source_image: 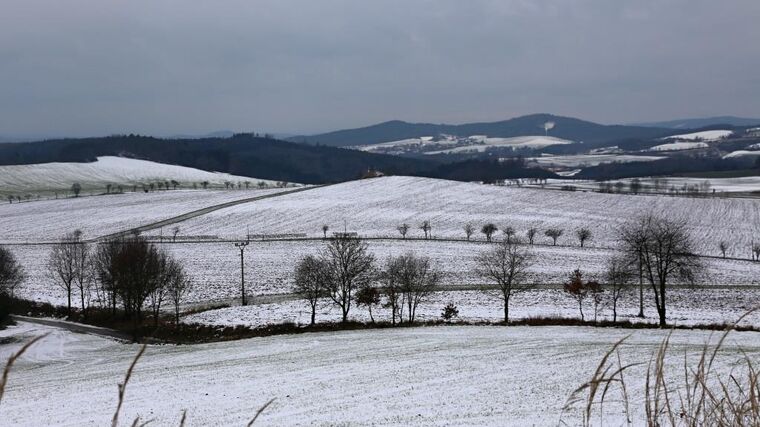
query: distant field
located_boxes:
[170,176,760,255]
[0,156,280,195]
[0,187,295,243]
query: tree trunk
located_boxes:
[342,307,348,323]
[579,301,584,321]
[613,298,617,323]
[637,254,644,318]
[80,291,86,317]
[310,306,316,325]
[503,297,509,324]
[369,306,374,324]
[67,290,72,315]
[658,285,667,327]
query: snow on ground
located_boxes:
[185,287,760,329]
[647,141,709,151]
[2,322,759,426]
[0,156,280,194]
[426,135,575,154]
[0,187,295,243]
[168,176,760,256]
[663,130,734,141]
[527,153,664,168]
[539,176,760,193]
[723,150,760,159]
[12,239,760,306]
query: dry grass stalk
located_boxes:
[0,333,48,405]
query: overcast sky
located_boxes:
[1,0,759,137]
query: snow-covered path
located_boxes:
[1,322,758,426]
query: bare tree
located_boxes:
[526,227,537,245]
[381,259,403,325]
[545,228,563,246]
[172,226,180,242]
[167,263,191,326]
[386,252,440,323]
[618,214,705,327]
[482,223,498,242]
[293,255,329,325]
[604,256,634,322]
[322,224,329,239]
[397,223,409,239]
[355,286,381,323]
[69,230,93,315]
[502,226,515,244]
[0,246,25,299]
[94,235,181,331]
[48,231,81,314]
[420,220,432,239]
[475,239,534,323]
[321,236,376,323]
[719,241,728,259]
[71,182,82,197]
[464,223,474,241]
[563,269,590,321]
[576,228,592,248]
[629,178,642,194]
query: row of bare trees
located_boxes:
[298,213,702,327]
[392,221,593,247]
[293,236,442,325]
[44,231,192,327]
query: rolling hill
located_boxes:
[0,156,280,193]
[634,116,760,129]
[288,114,674,147]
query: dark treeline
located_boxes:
[576,156,753,180]
[0,134,556,184]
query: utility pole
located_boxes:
[235,240,250,306]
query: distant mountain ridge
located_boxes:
[633,116,760,129]
[287,113,674,147]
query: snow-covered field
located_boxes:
[426,135,575,154]
[0,156,278,194]
[353,134,576,155]
[541,176,760,193]
[185,286,760,329]
[12,238,760,308]
[167,176,760,255]
[663,129,733,141]
[528,153,664,168]
[723,149,760,159]
[647,141,709,151]
[0,187,295,243]
[2,322,758,426]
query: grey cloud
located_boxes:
[0,0,758,137]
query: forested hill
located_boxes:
[288,113,674,147]
[0,134,555,184]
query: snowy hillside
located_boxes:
[354,134,575,155]
[528,154,664,168]
[0,156,279,193]
[426,135,575,154]
[170,176,760,255]
[663,130,733,142]
[2,323,758,426]
[648,141,708,152]
[0,187,297,243]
